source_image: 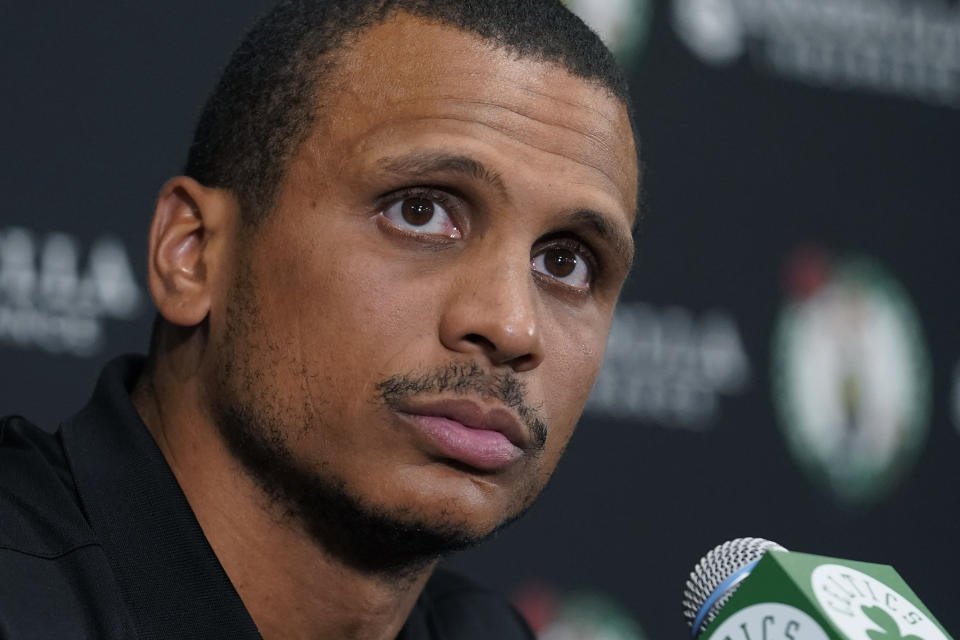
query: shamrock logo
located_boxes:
[862,605,924,640]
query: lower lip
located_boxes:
[400,413,522,471]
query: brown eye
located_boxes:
[531,243,592,289]
[381,194,461,239]
[544,247,577,278]
[401,197,435,226]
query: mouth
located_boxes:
[392,398,531,472]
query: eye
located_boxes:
[380,195,461,239]
[531,243,593,290]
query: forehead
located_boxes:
[304,12,638,226]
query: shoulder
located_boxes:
[0,415,95,558]
[412,568,535,640]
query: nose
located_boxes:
[438,250,544,372]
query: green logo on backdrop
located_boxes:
[544,592,647,640]
[772,251,931,507]
[562,0,653,67]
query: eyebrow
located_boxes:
[566,208,635,274]
[377,151,506,196]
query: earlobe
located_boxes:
[147,176,229,328]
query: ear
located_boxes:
[146,176,235,328]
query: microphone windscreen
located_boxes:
[682,537,787,637]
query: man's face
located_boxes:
[207,13,637,563]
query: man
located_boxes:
[0,0,639,638]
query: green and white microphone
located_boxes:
[682,538,953,640]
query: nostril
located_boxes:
[462,333,539,371]
[463,333,496,351]
[508,352,539,372]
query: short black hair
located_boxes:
[183,0,634,225]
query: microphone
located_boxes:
[682,537,953,640]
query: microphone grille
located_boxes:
[682,537,786,637]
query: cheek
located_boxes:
[536,322,607,458]
[240,233,444,459]
[544,313,607,403]
[321,255,436,359]
[262,232,442,394]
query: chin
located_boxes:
[377,457,540,532]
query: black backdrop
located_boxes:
[2,2,958,638]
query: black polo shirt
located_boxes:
[0,356,534,639]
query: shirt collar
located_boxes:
[61,355,262,640]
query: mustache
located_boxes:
[376,361,548,451]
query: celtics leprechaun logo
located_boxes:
[772,250,931,507]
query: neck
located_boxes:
[131,350,434,640]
